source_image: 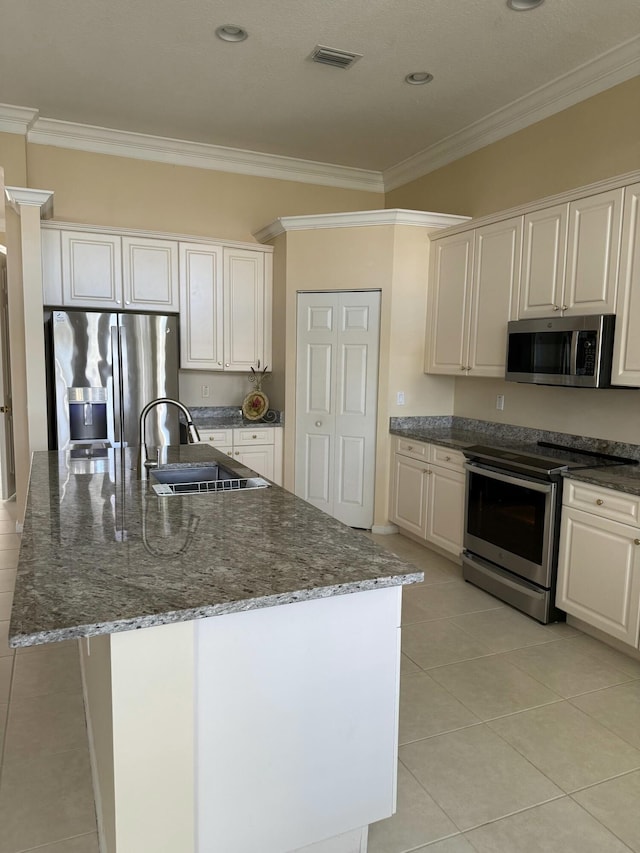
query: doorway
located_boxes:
[295,290,380,529]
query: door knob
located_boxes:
[315,421,322,427]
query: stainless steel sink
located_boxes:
[150,464,270,496]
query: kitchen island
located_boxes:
[10,445,422,853]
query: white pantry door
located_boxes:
[295,291,380,528]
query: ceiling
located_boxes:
[0,0,639,183]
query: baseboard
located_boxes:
[78,639,108,853]
[371,524,398,535]
[566,615,640,661]
[293,826,369,852]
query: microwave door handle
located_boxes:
[569,330,579,376]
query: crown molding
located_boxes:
[253,209,470,242]
[27,118,384,193]
[383,35,640,192]
[5,186,54,218]
[0,103,39,135]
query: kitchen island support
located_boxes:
[81,586,402,853]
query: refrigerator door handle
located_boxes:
[111,325,123,447]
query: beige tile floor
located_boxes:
[0,499,99,853]
[2,505,640,852]
[370,533,640,853]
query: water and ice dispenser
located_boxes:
[67,387,108,443]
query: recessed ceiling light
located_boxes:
[215,25,248,42]
[405,72,434,85]
[506,0,545,9]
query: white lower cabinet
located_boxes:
[199,426,283,486]
[557,484,640,647]
[390,438,465,556]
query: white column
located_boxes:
[4,187,53,520]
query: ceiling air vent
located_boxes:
[310,45,363,70]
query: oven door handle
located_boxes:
[464,461,554,493]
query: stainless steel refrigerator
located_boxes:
[45,310,180,452]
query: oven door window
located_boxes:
[507,331,572,376]
[467,470,548,565]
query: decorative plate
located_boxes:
[242,390,269,421]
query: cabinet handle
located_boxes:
[252,434,257,439]
[407,444,413,450]
[552,304,560,311]
[315,421,322,427]
[225,363,230,367]
[125,300,131,305]
[445,455,451,461]
[596,499,604,506]
[460,365,466,371]
[635,539,640,546]
[235,451,240,456]
[561,305,567,311]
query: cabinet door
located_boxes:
[179,243,223,370]
[468,218,522,377]
[223,248,265,371]
[611,183,640,387]
[61,231,123,309]
[234,446,275,481]
[426,466,465,556]
[557,507,640,646]
[519,204,567,318]
[122,237,179,312]
[425,233,473,374]
[42,228,63,305]
[390,454,429,539]
[564,189,623,316]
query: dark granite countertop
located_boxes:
[190,406,282,430]
[10,444,421,648]
[389,418,640,496]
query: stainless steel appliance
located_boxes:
[462,443,636,623]
[505,314,616,387]
[45,309,179,451]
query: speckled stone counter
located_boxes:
[389,416,640,494]
[190,406,282,429]
[10,445,421,647]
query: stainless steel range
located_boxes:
[462,443,635,624]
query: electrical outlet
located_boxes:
[397,391,405,406]
[201,384,210,399]
[496,394,505,411]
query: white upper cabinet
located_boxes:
[61,231,123,309]
[223,247,266,371]
[180,244,272,372]
[518,189,623,318]
[179,243,224,370]
[426,217,521,377]
[612,182,640,387]
[519,204,567,319]
[425,232,474,375]
[44,228,179,312]
[564,189,623,315]
[468,217,522,377]
[122,237,179,312]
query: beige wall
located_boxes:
[275,224,454,526]
[386,76,640,219]
[454,377,640,445]
[27,145,383,243]
[0,132,27,186]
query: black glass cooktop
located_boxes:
[463,442,637,478]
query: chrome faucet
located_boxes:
[138,398,201,478]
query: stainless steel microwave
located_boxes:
[505,314,616,388]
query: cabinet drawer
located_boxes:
[394,437,429,461]
[199,429,234,447]
[234,428,276,446]
[429,444,465,472]
[563,479,640,527]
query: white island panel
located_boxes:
[196,586,402,853]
